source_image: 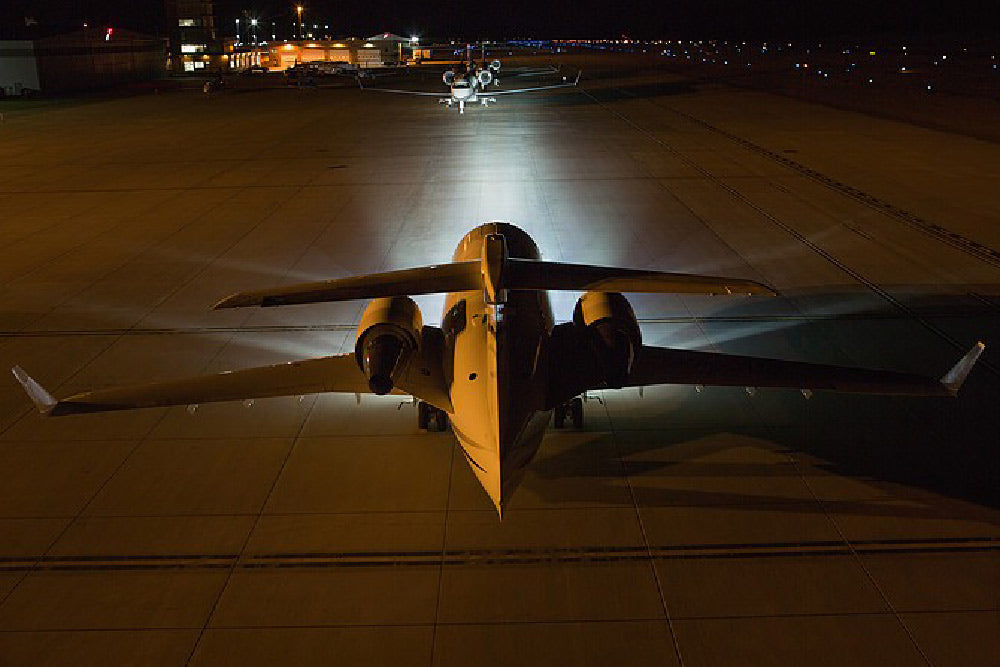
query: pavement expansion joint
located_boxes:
[3,536,996,573]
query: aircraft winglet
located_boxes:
[940,341,985,396]
[11,366,57,415]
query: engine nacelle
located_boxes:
[477,69,493,86]
[442,70,455,86]
[572,292,641,389]
[355,296,423,395]
[490,59,502,72]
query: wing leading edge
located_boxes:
[621,341,984,397]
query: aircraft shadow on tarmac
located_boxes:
[525,287,1000,512]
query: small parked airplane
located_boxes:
[12,223,984,515]
[359,47,581,113]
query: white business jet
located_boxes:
[12,223,984,515]
[360,52,580,113]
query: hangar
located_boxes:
[0,28,165,95]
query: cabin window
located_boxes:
[443,299,467,338]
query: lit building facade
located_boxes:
[164,0,224,72]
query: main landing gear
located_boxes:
[552,396,584,430]
[417,400,449,432]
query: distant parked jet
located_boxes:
[360,45,580,113]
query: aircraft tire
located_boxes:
[433,408,449,432]
[553,405,566,429]
[570,397,584,429]
[417,401,431,430]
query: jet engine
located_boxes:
[572,292,641,389]
[477,69,493,86]
[354,296,422,395]
[442,70,455,86]
[490,60,502,72]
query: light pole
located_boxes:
[296,6,303,40]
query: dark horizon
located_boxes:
[1,0,995,42]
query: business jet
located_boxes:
[11,223,984,515]
[359,53,581,113]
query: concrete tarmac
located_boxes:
[0,63,997,666]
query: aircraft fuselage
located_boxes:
[445,223,554,512]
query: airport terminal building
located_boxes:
[228,33,415,72]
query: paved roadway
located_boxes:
[0,62,997,666]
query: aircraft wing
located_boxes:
[12,343,454,417]
[619,342,984,397]
[508,66,561,77]
[12,355,370,416]
[361,88,450,97]
[357,79,450,97]
[491,71,581,95]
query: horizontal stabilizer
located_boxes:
[215,256,773,309]
[215,261,481,309]
[505,259,776,296]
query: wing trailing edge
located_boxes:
[11,325,456,417]
[12,355,373,417]
[620,341,985,397]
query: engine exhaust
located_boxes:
[362,334,405,395]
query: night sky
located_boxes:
[1,0,994,41]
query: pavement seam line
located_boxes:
[602,392,687,667]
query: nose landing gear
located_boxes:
[552,396,584,429]
[417,400,450,432]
